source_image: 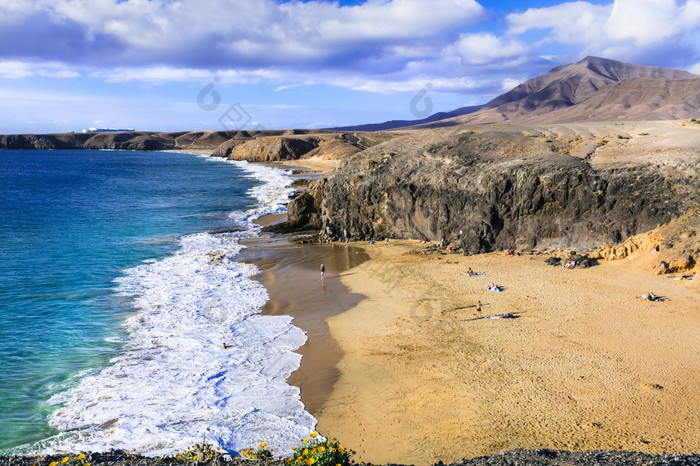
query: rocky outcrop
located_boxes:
[0,132,177,151]
[284,127,699,253]
[0,130,387,164]
[0,129,336,153]
[284,178,325,231]
[225,137,320,162]
[211,133,397,162]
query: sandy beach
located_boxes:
[305,241,700,465]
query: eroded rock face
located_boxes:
[225,137,320,162]
[285,129,699,252]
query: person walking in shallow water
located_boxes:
[320,263,325,280]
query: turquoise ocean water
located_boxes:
[0,150,311,455]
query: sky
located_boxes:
[1,0,699,133]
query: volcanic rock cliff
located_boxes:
[283,122,700,254]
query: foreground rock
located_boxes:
[1,449,698,465]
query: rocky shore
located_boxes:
[0,130,394,163]
[1,449,699,466]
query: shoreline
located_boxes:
[240,155,364,415]
[238,237,369,414]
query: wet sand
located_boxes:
[239,237,369,413]
[314,240,700,465]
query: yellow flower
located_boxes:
[287,459,292,463]
[77,454,85,460]
[306,459,316,465]
[84,464,91,466]
[303,438,310,443]
[338,446,345,453]
[137,452,142,456]
[49,462,58,466]
[310,432,318,438]
[217,447,221,451]
[291,446,297,451]
[259,442,267,448]
[318,446,325,453]
[61,457,69,463]
[312,449,317,455]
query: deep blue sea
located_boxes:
[0,150,312,456]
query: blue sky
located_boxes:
[1,0,699,133]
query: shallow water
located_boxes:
[0,150,310,455]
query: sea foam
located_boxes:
[44,160,311,457]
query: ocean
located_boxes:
[0,149,313,456]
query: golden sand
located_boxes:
[312,241,699,465]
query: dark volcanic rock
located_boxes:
[453,449,700,465]
[283,128,699,252]
[283,178,325,231]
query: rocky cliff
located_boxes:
[283,122,700,253]
[0,130,396,164]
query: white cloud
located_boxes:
[507,1,612,45]
[324,75,497,94]
[1,0,484,67]
[507,0,700,60]
[604,0,699,46]
[446,32,530,66]
[0,60,80,79]
[501,78,521,92]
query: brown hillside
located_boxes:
[420,56,699,127]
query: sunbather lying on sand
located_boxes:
[486,282,502,292]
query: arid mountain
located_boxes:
[441,56,700,125]
[514,76,700,123]
[339,56,699,130]
[330,105,482,131]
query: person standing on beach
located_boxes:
[320,263,325,280]
[476,301,482,317]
